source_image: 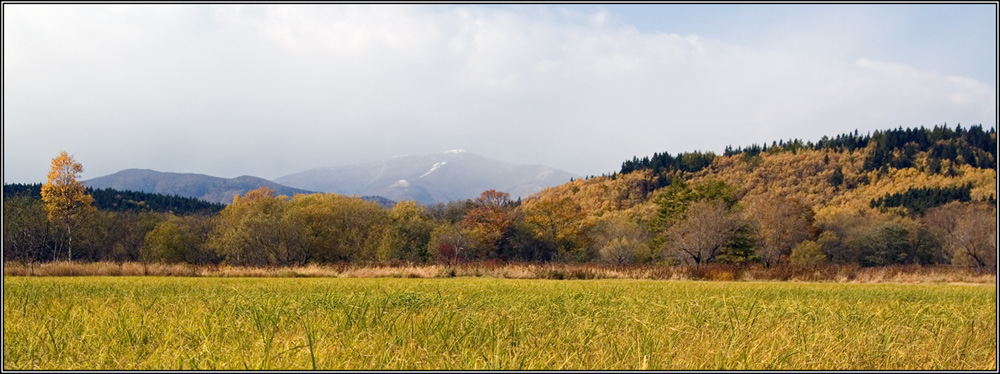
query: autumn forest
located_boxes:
[4,125,997,271]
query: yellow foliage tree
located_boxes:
[377,201,433,262]
[40,151,95,261]
[287,193,389,262]
[208,187,307,266]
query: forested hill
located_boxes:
[618,124,996,189]
[520,123,995,268]
[606,125,997,213]
[3,183,226,215]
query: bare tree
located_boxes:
[664,200,740,266]
[923,201,997,270]
[591,215,649,265]
[3,195,50,272]
[743,194,814,267]
[429,223,473,266]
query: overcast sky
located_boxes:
[3,3,996,183]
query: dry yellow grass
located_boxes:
[3,277,995,370]
[3,261,994,284]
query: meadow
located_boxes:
[3,276,996,370]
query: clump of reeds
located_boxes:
[338,264,443,278]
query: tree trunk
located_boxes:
[67,223,73,262]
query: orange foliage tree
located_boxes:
[461,190,517,259]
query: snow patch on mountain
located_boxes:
[420,161,447,178]
[445,149,467,154]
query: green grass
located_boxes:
[3,276,995,370]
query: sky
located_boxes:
[3,3,997,183]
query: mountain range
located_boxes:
[84,151,578,205]
[83,169,314,205]
[273,150,578,205]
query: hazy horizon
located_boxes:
[4,3,996,183]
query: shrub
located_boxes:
[790,240,829,265]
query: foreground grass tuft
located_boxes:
[3,277,995,370]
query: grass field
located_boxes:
[3,276,996,370]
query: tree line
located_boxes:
[4,125,996,271]
[719,124,995,170]
[4,183,225,215]
[870,184,973,215]
[6,177,991,270]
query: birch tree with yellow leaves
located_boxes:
[40,151,96,261]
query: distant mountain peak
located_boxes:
[274,151,578,204]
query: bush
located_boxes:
[790,240,828,265]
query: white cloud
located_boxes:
[3,5,995,184]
